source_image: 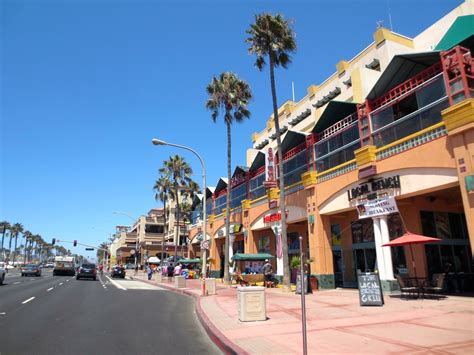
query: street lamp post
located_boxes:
[152,138,208,296]
[113,211,141,268]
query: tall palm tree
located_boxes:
[206,72,252,283]
[1,221,10,260]
[9,223,24,264]
[159,155,193,261]
[23,230,32,263]
[246,13,297,290]
[154,174,172,263]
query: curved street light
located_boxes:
[152,138,208,296]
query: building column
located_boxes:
[373,216,398,292]
[373,217,386,277]
[379,216,395,280]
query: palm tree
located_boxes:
[1,221,10,260]
[159,155,193,261]
[23,230,32,264]
[246,13,297,290]
[154,174,172,263]
[206,72,252,283]
[9,223,24,264]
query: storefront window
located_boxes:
[257,236,270,253]
[351,219,374,244]
[331,224,341,246]
[421,211,468,240]
[387,213,404,240]
[233,240,244,254]
[288,232,299,253]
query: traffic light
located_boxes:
[73,240,77,247]
[52,238,56,245]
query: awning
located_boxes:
[232,166,248,178]
[367,51,441,100]
[180,258,201,264]
[279,130,308,155]
[249,151,265,172]
[435,15,474,52]
[232,253,274,261]
[312,101,357,134]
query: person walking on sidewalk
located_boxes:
[146,264,153,280]
[167,263,174,281]
[174,263,182,277]
[263,259,274,288]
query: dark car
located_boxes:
[76,263,97,280]
[21,264,42,277]
[111,265,126,279]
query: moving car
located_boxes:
[53,256,76,276]
[111,265,126,279]
[76,263,97,280]
[21,264,42,277]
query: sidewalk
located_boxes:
[132,273,474,354]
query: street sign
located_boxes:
[85,248,94,251]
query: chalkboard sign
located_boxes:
[357,271,384,306]
[296,274,310,295]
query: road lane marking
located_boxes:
[106,276,126,290]
[22,297,35,304]
[0,312,6,315]
[47,287,54,292]
[59,283,63,286]
[66,279,69,282]
[13,282,20,284]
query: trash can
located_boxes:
[203,278,216,295]
[237,286,266,322]
[175,275,186,288]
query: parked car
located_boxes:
[21,264,42,277]
[0,264,5,285]
[111,265,126,279]
[45,263,54,268]
[124,263,136,270]
[76,263,97,280]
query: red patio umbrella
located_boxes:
[383,231,441,279]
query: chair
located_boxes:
[395,274,420,300]
[423,273,446,299]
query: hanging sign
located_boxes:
[263,147,277,188]
[356,196,399,219]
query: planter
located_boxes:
[309,276,318,291]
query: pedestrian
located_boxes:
[146,264,153,280]
[174,263,182,277]
[263,259,274,288]
[167,263,174,282]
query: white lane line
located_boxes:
[66,279,69,282]
[13,282,20,284]
[0,312,6,315]
[22,297,35,304]
[59,282,63,286]
[105,276,127,290]
[47,287,54,292]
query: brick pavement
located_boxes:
[131,273,474,354]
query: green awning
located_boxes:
[435,15,474,52]
[232,253,274,261]
[180,258,201,264]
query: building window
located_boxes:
[351,219,374,244]
[145,224,164,234]
[331,224,341,247]
[230,183,246,209]
[420,211,468,240]
[257,236,270,253]
[249,172,266,200]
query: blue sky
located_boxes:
[1,0,462,260]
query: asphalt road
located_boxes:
[0,269,221,355]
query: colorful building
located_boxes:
[188,1,474,291]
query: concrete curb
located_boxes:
[130,276,248,355]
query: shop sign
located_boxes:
[356,196,399,219]
[348,175,401,201]
[263,147,277,188]
[263,211,288,224]
[201,240,210,250]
